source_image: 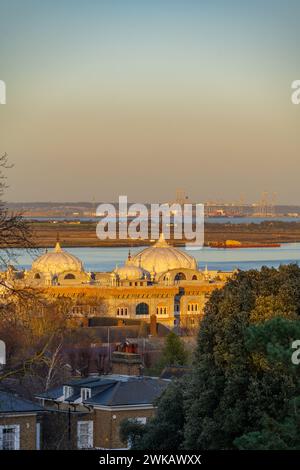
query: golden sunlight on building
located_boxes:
[3,235,233,329]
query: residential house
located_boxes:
[37,350,169,449]
[0,390,44,450]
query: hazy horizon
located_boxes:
[1,0,300,204]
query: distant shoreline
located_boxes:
[1,220,300,249]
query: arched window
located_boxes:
[34,273,41,279]
[188,302,200,313]
[117,307,128,316]
[156,305,168,315]
[64,273,76,280]
[174,272,186,281]
[136,302,149,315]
[192,275,198,280]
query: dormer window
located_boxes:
[81,388,91,401]
[63,386,73,399]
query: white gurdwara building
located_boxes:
[4,234,232,329]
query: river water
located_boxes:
[4,243,300,272]
[25,216,300,225]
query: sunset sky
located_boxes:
[0,0,300,203]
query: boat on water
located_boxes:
[209,240,281,249]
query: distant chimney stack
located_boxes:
[111,341,143,376]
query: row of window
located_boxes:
[128,281,145,286]
[116,302,201,316]
[71,302,201,317]
[34,273,76,280]
[117,307,128,316]
[117,305,169,316]
[163,273,199,281]
[64,386,91,401]
[0,417,154,450]
[72,306,98,315]
[187,303,200,312]
[156,306,168,315]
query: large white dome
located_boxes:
[32,242,84,276]
[131,233,197,274]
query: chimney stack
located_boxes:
[111,341,143,376]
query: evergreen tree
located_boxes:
[184,266,300,449]
[122,265,300,450]
[160,331,188,368]
[235,398,300,450]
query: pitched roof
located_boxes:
[0,390,44,414]
[86,377,168,407]
[37,386,63,400]
[38,375,169,408]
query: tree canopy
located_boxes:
[122,265,300,450]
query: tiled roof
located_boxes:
[86,377,168,407]
[37,386,64,400]
[64,377,102,387]
[0,390,44,414]
[38,375,169,408]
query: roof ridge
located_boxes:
[107,380,122,406]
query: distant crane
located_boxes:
[255,192,278,217]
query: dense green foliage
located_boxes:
[122,265,300,450]
[160,331,188,367]
[144,331,188,376]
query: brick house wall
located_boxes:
[93,407,155,449]
[0,414,38,450]
[42,410,92,450]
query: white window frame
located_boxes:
[77,420,93,449]
[127,417,147,449]
[0,424,20,450]
[81,388,91,401]
[136,417,147,424]
[63,385,73,399]
[36,422,41,450]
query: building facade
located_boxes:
[37,371,169,449]
[2,234,233,328]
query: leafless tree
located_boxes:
[0,153,34,265]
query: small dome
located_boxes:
[32,242,84,276]
[131,233,197,274]
[115,254,149,281]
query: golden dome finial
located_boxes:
[155,232,168,247]
[54,233,62,253]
